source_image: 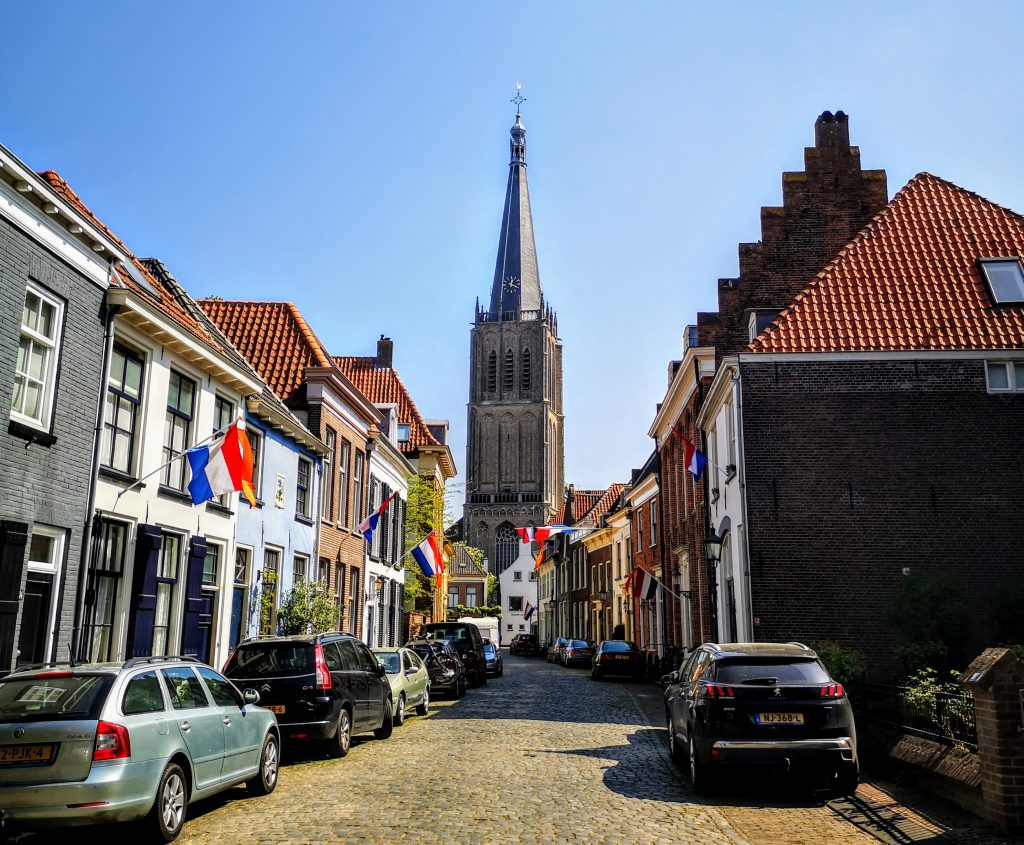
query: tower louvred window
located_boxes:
[487,350,497,392]
[504,349,515,391]
[521,348,531,390]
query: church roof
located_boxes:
[489,112,543,314]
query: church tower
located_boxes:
[464,107,564,575]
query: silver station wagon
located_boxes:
[0,656,280,841]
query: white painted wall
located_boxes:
[499,542,538,645]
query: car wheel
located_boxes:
[592,669,602,680]
[480,671,488,685]
[834,765,859,797]
[688,731,710,794]
[329,708,353,758]
[149,761,187,842]
[374,699,394,739]
[497,666,504,677]
[394,694,406,727]
[247,733,279,795]
[667,717,686,767]
[458,676,467,697]
[416,687,430,715]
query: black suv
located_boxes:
[663,642,858,794]
[224,632,393,757]
[406,639,467,698]
[420,622,488,687]
[510,633,540,656]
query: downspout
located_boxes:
[654,440,667,663]
[732,362,755,641]
[70,260,120,662]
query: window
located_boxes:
[11,284,64,429]
[494,524,518,573]
[296,456,312,518]
[322,429,336,520]
[203,543,220,587]
[466,587,478,608]
[162,371,195,491]
[84,519,128,662]
[508,596,524,612]
[487,350,497,392]
[160,667,209,710]
[986,361,1024,392]
[196,667,238,708]
[503,349,515,391]
[123,671,165,715]
[397,423,411,443]
[636,508,644,549]
[230,547,251,649]
[650,500,658,547]
[293,553,309,585]
[318,557,331,584]
[338,440,351,526]
[521,348,531,390]
[351,452,364,530]
[19,525,65,667]
[211,396,235,506]
[102,345,143,473]
[529,570,537,581]
[980,258,1024,304]
[247,428,263,499]
[448,587,459,608]
[513,570,522,581]
[154,533,183,656]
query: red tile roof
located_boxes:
[39,170,223,353]
[751,173,1024,353]
[589,483,626,523]
[555,490,605,526]
[333,356,441,452]
[198,301,334,405]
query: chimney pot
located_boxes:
[376,336,393,369]
[814,109,850,149]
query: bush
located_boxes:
[813,641,864,686]
[887,573,969,674]
[279,578,339,635]
[903,667,975,750]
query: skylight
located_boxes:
[979,258,1024,304]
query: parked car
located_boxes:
[509,633,540,656]
[562,639,594,667]
[592,640,645,680]
[482,639,504,677]
[420,622,488,687]
[547,637,569,663]
[223,632,392,759]
[406,639,467,698]
[663,642,858,795]
[372,647,431,725]
[0,656,279,842]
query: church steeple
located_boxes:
[489,107,542,315]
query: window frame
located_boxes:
[322,428,336,521]
[979,257,1024,305]
[247,427,263,500]
[338,440,351,527]
[11,282,65,431]
[102,344,144,475]
[296,456,312,519]
[985,360,1024,393]
[162,371,196,491]
[154,531,184,657]
[293,552,309,586]
[649,499,658,547]
[351,452,364,531]
[24,524,65,665]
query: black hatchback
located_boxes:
[223,632,393,757]
[663,642,858,794]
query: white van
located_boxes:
[460,616,500,647]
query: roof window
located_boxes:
[979,258,1024,304]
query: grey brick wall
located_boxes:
[0,215,106,669]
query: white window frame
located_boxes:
[26,524,65,662]
[985,360,1024,393]
[979,258,1024,305]
[12,283,64,431]
[649,500,658,547]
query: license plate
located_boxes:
[614,655,630,660]
[757,712,804,725]
[0,744,54,764]
[267,705,286,715]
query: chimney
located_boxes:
[813,110,850,149]
[375,335,393,369]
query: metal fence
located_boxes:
[857,681,978,751]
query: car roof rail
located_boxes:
[11,661,67,671]
[121,655,201,670]
[317,630,354,639]
[237,635,289,644]
[788,641,812,651]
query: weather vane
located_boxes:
[511,82,526,111]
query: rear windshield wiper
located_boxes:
[739,677,779,685]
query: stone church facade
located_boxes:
[464,110,564,575]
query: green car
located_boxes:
[372,647,430,726]
[0,656,279,842]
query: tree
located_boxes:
[279,578,339,635]
[403,474,447,611]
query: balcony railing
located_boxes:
[467,492,543,505]
[476,309,542,324]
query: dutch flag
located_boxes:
[411,533,445,587]
[186,418,256,507]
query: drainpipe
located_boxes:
[70,260,120,662]
[732,362,755,641]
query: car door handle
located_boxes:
[180,721,191,732]
[223,717,232,726]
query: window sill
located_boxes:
[206,501,234,516]
[295,514,314,526]
[8,419,57,448]
[98,466,142,487]
[158,485,195,505]
[245,498,265,510]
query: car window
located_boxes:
[197,667,240,708]
[601,641,635,653]
[689,652,710,682]
[402,651,414,671]
[161,667,210,710]
[337,640,360,671]
[0,674,113,722]
[375,651,401,674]
[123,670,166,715]
[570,640,588,648]
[352,640,378,672]
[715,659,831,685]
[225,643,313,677]
[323,643,344,671]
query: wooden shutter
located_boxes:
[0,521,29,669]
[126,525,162,658]
[181,537,211,659]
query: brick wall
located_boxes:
[0,217,106,669]
[741,357,1023,676]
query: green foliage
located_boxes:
[259,570,277,635]
[813,641,864,687]
[887,573,969,674]
[486,573,499,605]
[446,604,502,620]
[278,578,339,636]
[902,667,975,751]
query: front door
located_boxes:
[16,573,50,666]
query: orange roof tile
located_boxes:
[751,173,1024,353]
[39,170,223,353]
[589,483,626,523]
[333,356,441,453]
[198,301,333,405]
[555,489,605,526]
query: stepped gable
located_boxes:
[751,173,1024,353]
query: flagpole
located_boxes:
[628,565,687,602]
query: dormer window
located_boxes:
[397,423,411,443]
[979,258,1024,304]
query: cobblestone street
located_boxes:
[157,653,879,845]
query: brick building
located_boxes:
[445,545,488,613]
[626,453,664,658]
[713,172,1024,674]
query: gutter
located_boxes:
[732,363,756,641]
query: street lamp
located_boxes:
[705,529,723,567]
[705,527,723,639]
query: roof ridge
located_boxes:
[285,303,333,368]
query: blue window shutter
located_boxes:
[181,537,211,659]
[126,525,162,658]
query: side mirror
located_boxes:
[243,688,260,705]
[660,671,678,688]
[375,663,387,678]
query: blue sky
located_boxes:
[4,2,1024,501]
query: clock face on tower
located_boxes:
[504,276,520,293]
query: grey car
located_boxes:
[0,656,280,841]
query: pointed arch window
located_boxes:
[503,349,515,392]
[487,350,497,392]
[521,348,531,391]
[494,524,519,574]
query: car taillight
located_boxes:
[600,654,613,663]
[702,682,735,698]
[93,721,130,761]
[820,683,845,699]
[314,644,331,690]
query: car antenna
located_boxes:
[67,643,78,668]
